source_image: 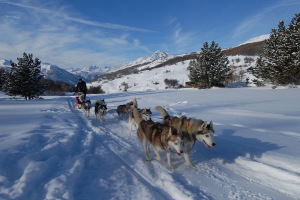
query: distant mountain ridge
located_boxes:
[67,65,112,82]
[0,50,174,85]
[40,63,81,85]
[109,50,174,73]
[0,35,269,87]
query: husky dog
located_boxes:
[155,106,215,167]
[95,99,107,123]
[129,98,152,131]
[117,101,134,120]
[81,99,91,117]
[133,101,183,169]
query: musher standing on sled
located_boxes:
[75,78,87,103]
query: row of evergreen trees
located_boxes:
[188,13,299,89]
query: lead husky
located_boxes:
[129,98,152,131]
[95,99,107,123]
[133,99,183,169]
[155,106,215,167]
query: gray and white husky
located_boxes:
[155,106,216,167]
[116,101,134,120]
[95,99,107,123]
[81,99,91,117]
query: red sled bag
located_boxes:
[76,97,81,105]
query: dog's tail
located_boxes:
[133,97,138,108]
[132,107,143,125]
[155,106,170,122]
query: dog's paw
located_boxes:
[154,155,161,161]
[187,163,195,168]
[168,165,175,169]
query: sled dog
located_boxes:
[116,101,134,120]
[155,106,215,167]
[81,99,91,117]
[133,101,183,169]
[95,99,107,123]
[129,97,152,131]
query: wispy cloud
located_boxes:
[166,17,196,53]
[0,0,153,32]
[232,0,300,39]
[0,0,152,68]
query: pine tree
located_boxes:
[3,53,44,100]
[253,13,300,85]
[188,41,230,88]
[287,13,300,84]
[0,68,6,89]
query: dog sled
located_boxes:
[74,92,87,109]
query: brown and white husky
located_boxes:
[133,99,183,169]
[155,106,215,167]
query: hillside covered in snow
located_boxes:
[88,36,268,93]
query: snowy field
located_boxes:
[0,87,300,200]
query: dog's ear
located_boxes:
[178,116,185,128]
[200,121,208,130]
[209,121,213,129]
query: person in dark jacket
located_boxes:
[75,78,87,100]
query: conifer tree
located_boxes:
[0,68,6,89]
[188,41,230,88]
[3,52,44,100]
[253,13,300,85]
[287,13,300,84]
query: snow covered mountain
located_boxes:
[40,63,81,85]
[67,65,112,82]
[0,59,11,70]
[88,42,265,93]
[111,50,175,73]
[239,34,270,46]
[65,50,172,82]
[0,60,80,85]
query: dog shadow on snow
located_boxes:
[190,128,284,164]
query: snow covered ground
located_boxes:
[0,87,300,200]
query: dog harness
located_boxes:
[186,119,192,134]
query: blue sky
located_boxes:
[0,0,299,69]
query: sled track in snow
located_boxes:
[67,98,174,199]
[66,97,291,200]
